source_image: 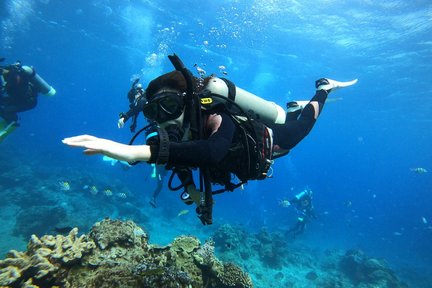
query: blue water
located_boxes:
[1,0,431,286]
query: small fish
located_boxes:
[422,217,428,224]
[177,210,189,217]
[393,232,402,236]
[103,189,113,197]
[58,181,71,191]
[89,185,98,195]
[116,192,127,199]
[410,167,427,174]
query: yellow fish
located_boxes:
[59,181,71,191]
[103,189,113,197]
[177,210,189,217]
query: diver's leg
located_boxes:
[298,221,306,235]
[273,90,327,150]
[274,78,357,150]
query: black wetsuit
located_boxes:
[149,112,236,166]
[0,68,37,123]
[269,90,328,151]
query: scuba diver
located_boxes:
[0,58,56,142]
[63,53,357,225]
[285,188,317,238]
[118,79,147,132]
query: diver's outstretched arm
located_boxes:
[62,135,151,162]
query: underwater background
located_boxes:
[1,0,431,287]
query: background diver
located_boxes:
[282,188,317,238]
[118,78,147,133]
[0,58,56,142]
[63,54,357,225]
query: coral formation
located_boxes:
[0,227,95,287]
[340,249,408,288]
[0,218,253,288]
[212,224,408,288]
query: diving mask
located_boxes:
[143,91,185,123]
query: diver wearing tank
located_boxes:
[1,62,38,123]
[1,60,55,141]
[118,82,146,132]
[62,55,358,224]
[286,188,317,238]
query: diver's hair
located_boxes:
[146,71,188,101]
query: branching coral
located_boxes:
[0,228,95,287]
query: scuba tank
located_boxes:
[21,65,56,96]
[204,77,286,125]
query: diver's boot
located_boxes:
[315,78,358,93]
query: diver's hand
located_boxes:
[62,135,152,162]
[118,117,125,128]
[62,135,116,155]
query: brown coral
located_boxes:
[89,218,148,250]
[0,218,253,288]
[0,228,95,287]
[217,262,254,288]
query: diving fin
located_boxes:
[0,121,17,142]
[316,78,358,92]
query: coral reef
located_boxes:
[0,227,95,287]
[212,224,408,288]
[339,249,408,288]
[0,218,253,288]
[214,224,306,269]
